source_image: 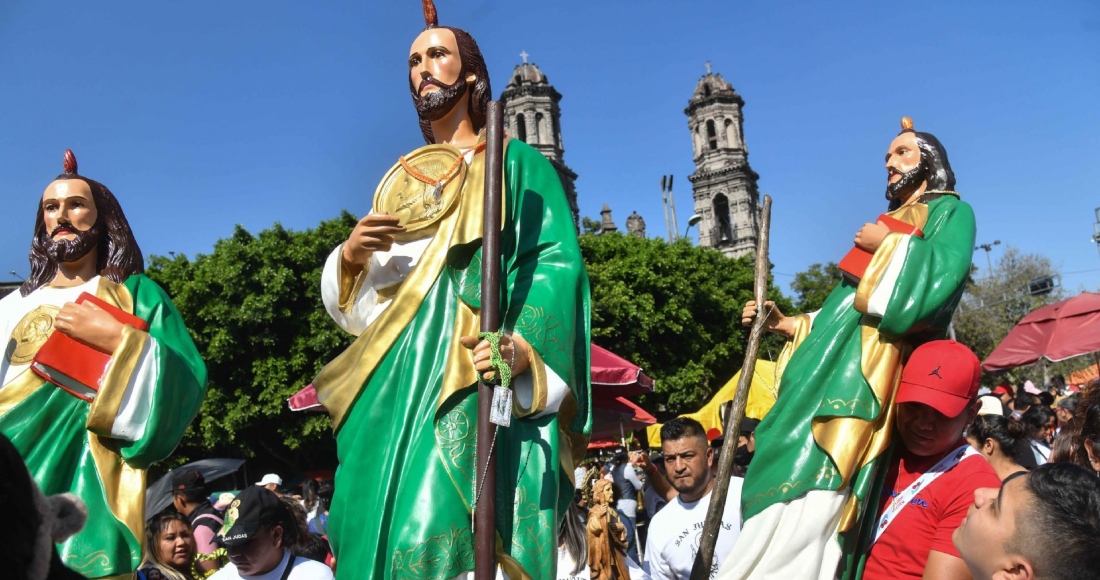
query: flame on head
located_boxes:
[900,117,914,132]
[63,149,78,175]
[422,0,438,28]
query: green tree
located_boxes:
[579,233,791,414]
[791,262,842,312]
[952,247,1065,386]
[146,213,359,470]
[580,216,601,236]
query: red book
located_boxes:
[838,214,924,281]
[31,292,149,402]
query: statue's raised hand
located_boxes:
[341,213,406,275]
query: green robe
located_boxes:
[739,195,975,577]
[0,274,207,579]
[314,140,591,580]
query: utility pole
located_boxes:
[975,240,1001,278]
[1092,207,1100,260]
[664,176,673,242]
[660,176,671,242]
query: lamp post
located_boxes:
[975,240,1001,278]
[9,270,24,281]
[684,214,703,243]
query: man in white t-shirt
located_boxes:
[644,418,743,580]
[211,487,333,580]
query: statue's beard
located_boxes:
[46,222,103,264]
[885,162,928,202]
[414,75,468,122]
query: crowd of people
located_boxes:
[560,342,1100,580]
[131,472,336,580]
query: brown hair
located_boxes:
[1070,385,1100,470]
[21,174,144,296]
[409,26,492,145]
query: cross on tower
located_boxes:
[520,50,529,64]
[705,60,712,74]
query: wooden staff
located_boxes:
[475,101,505,580]
[689,194,772,580]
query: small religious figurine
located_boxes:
[586,479,631,580]
[0,150,207,579]
[720,118,976,579]
[311,1,591,578]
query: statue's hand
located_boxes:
[342,213,406,275]
[854,220,889,252]
[742,300,794,339]
[54,301,125,353]
[458,333,531,381]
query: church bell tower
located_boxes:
[685,65,760,258]
[500,53,580,229]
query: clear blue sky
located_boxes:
[3,1,1099,294]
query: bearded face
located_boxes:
[44,220,103,264]
[885,160,929,203]
[414,74,468,122]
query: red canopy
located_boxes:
[983,292,1100,371]
[591,344,654,400]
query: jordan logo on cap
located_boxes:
[928,366,943,379]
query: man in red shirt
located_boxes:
[862,340,1002,580]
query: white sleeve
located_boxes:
[108,337,159,441]
[866,234,912,317]
[626,463,643,491]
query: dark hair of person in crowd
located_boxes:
[301,479,320,515]
[558,501,588,575]
[140,511,198,580]
[1021,406,1057,442]
[289,533,330,564]
[966,414,1031,479]
[1014,462,1100,578]
[317,481,334,515]
[1049,432,1078,464]
[1070,385,1100,473]
[1012,392,1040,414]
[1036,391,1055,408]
[612,449,628,465]
[660,417,708,443]
[276,496,311,550]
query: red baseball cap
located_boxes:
[992,384,1012,397]
[896,340,981,418]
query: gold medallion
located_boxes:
[372,144,467,242]
[7,305,61,365]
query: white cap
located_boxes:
[255,473,283,487]
[977,395,1004,416]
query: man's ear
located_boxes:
[991,555,1035,580]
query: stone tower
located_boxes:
[626,211,646,238]
[685,67,760,258]
[500,56,580,228]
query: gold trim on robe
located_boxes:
[811,202,929,533]
[87,324,149,436]
[774,313,814,395]
[511,347,548,418]
[337,257,369,314]
[314,139,509,431]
